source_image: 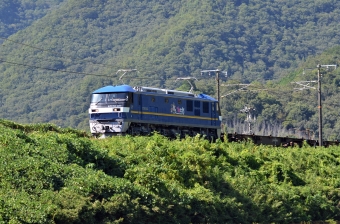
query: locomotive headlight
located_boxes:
[113,108,121,111]
[91,109,99,112]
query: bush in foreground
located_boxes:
[1,120,340,223]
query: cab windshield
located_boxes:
[91,93,129,105]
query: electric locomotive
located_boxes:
[89,84,222,139]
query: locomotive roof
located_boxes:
[197,94,217,101]
[92,85,136,93]
[92,84,217,101]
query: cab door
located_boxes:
[133,93,142,120]
[211,102,217,126]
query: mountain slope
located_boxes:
[0,0,339,131]
[0,0,65,38]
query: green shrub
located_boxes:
[1,120,340,223]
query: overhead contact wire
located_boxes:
[0,36,117,69]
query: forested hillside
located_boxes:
[0,0,339,137]
[1,120,340,223]
[222,47,340,140]
[0,0,65,38]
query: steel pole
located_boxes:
[216,69,220,104]
[317,64,323,147]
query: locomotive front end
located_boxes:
[88,85,135,137]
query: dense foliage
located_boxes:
[1,119,340,223]
[0,0,339,138]
[0,0,65,38]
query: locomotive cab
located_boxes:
[89,85,135,137]
[90,92,131,107]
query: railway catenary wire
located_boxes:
[1,57,339,147]
[0,36,117,69]
[2,37,339,147]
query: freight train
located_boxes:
[89,84,222,139]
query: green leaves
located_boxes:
[2,120,340,222]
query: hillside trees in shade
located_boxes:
[0,0,65,38]
[0,0,340,136]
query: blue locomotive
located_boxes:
[89,85,222,139]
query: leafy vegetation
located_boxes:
[1,119,340,223]
[0,0,340,139]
